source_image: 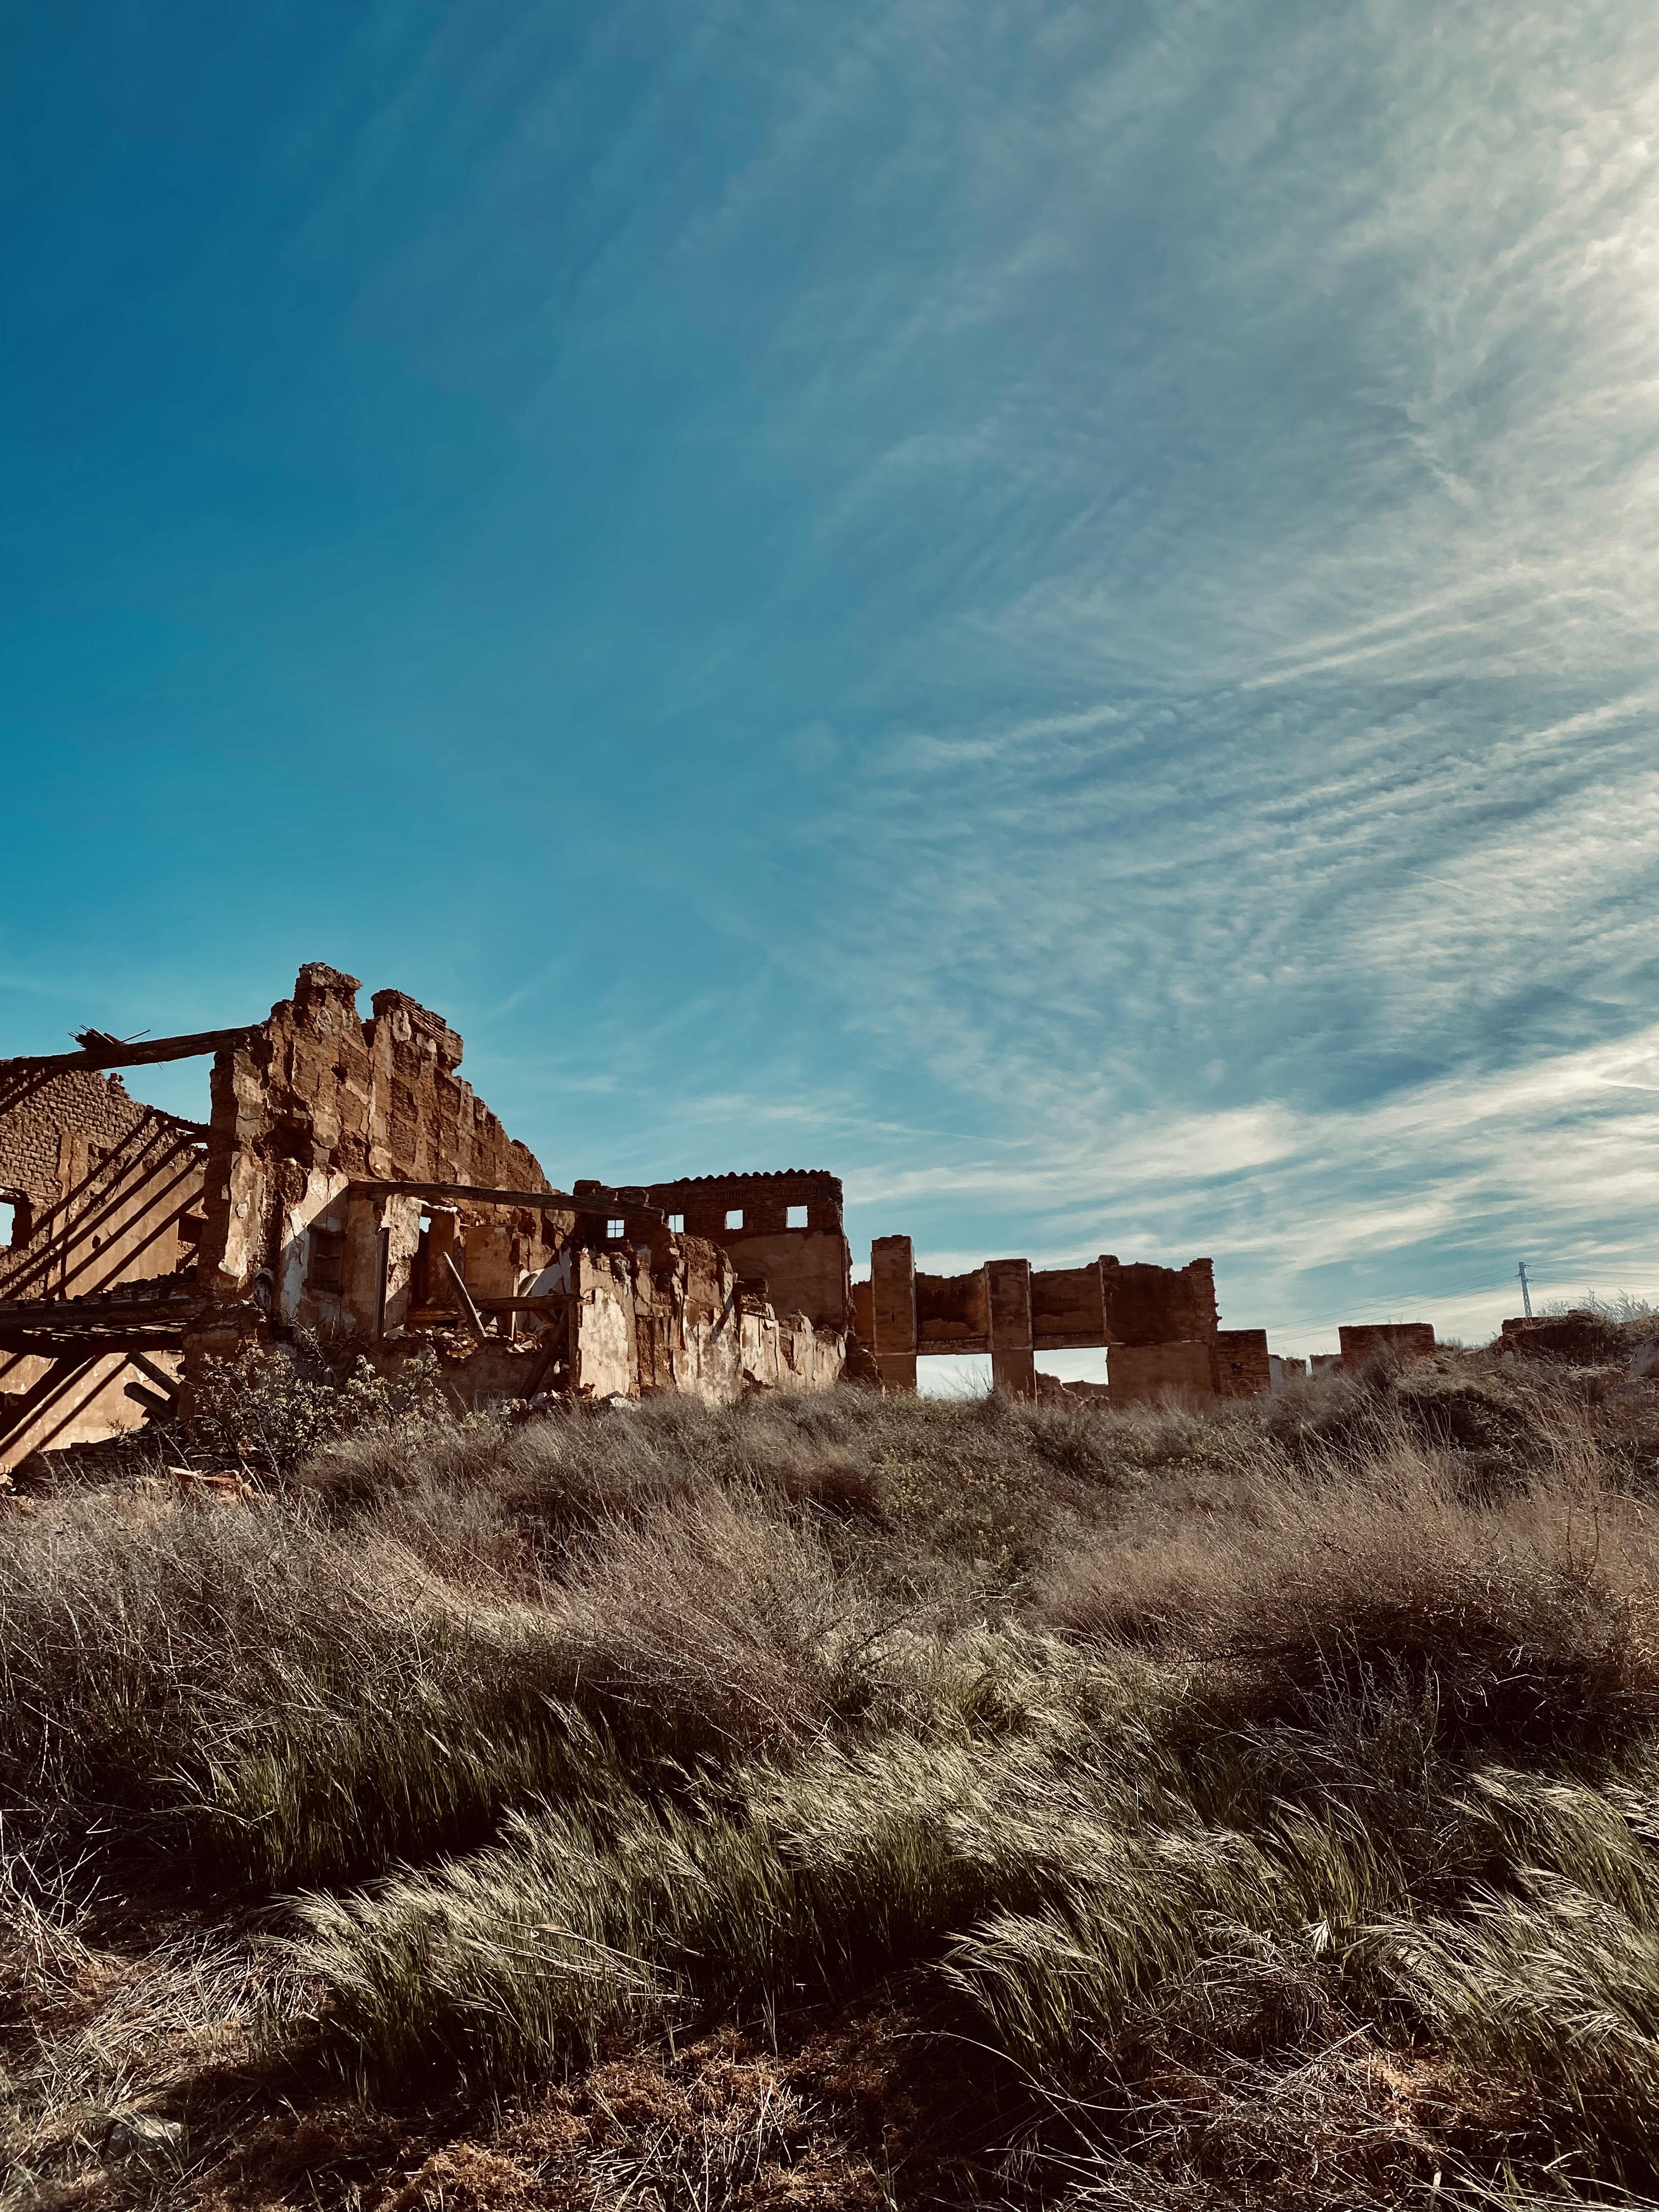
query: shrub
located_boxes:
[184,1330,453,1478]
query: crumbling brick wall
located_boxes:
[0,1067,167,1249]
[1100,1257,1218,1345]
[1108,1341,1214,1404]
[867,1240,1231,1400]
[1498,1313,1620,1364]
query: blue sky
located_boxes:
[3,0,1655,1359]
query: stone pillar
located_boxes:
[870,1234,917,1391]
[988,1257,1035,1398]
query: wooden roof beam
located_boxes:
[0,1024,262,1079]
[348,1179,667,1223]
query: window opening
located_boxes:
[668,1213,685,1234]
[308,1228,346,1295]
[787,1205,808,1229]
[725,1209,744,1231]
[607,1217,625,1241]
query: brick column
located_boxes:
[870,1234,917,1391]
[988,1257,1035,1397]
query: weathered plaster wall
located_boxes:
[560,1231,840,1406]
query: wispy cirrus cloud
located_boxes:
[4,0,1653,1349]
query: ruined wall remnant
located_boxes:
[870,1234,919,1391]
[1337,1323,1436,1369]
[1099,1257,1218,1346]
[862,1235,1259,1404]
[9,956,1330,1445]
[198,962,560,1341]
[1210,1327,1271,1400]
[621,1172,850,1334]
[0,1063,206,1469]
[1497,1312,1621,1364]
[1,964,850,1455]
[567,1230,842,1404]
[193,968,849,1409]
[1106,1340,1215,1405]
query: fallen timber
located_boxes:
[0,1291,263,1357]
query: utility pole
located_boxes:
[1517,1260,1532,1318]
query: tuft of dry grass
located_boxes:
[1042,1412,1659,1754]
[3,1347,1659,2207]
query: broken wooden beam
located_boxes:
[0,1329,198,1357]
[0,1024,262,1080]
[440,1250,489,1341]
[123,1379,176,1418]
[348,1179,667,1223]
[516,1305,570,1400]
[0,1293,261,1357]
[472,1292,576,1313]
[127,1350,181,1398]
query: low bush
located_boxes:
[183,1330,454,1477]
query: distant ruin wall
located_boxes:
[633,1172,850,1334]
[1108,1340,1214,1405]
[1100,1257,1218,1346]
[868,1239,1242,1402]
[1211,1327,1271,1400]
[1338,1323,1436,1369]
[1496,1312,1627,1364]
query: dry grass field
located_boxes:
[3,1319,1659,2209]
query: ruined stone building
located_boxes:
[0,965,847,1470]
[1,959,1302,1472]
[852,1237,1271,1403]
